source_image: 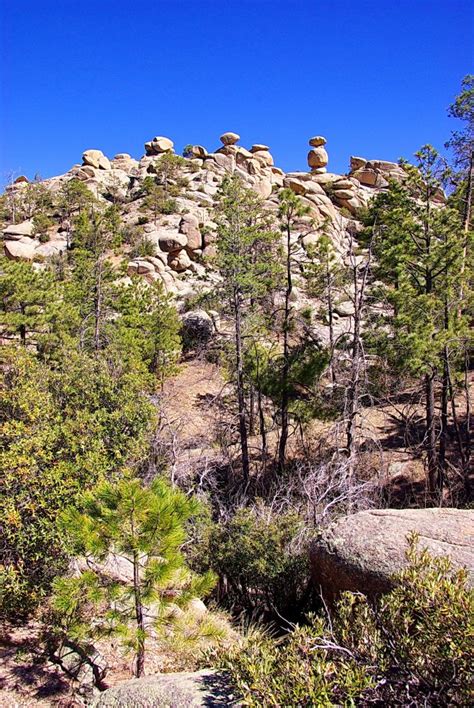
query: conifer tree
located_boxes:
[53,476,215,677]
[366,147,469,494]
[305,225,346,384]
[0,257,56,345]
[215,175,281,481]
[276,189,310,469]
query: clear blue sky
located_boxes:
[1,0,472,182]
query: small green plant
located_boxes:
[131,236,156,258]
[183,144,194,158]
[32,212,53,240]
[52,476,216,677]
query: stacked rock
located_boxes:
[219,131,240,146]
[144,136,174,156]
[82,149,111,170]
[307,136,328,173]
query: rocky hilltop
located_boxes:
[3,131,440,302]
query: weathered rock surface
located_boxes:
[3,130,438,301]
[219,131,240,146]
[309,135,327,147]
[83,149,111,170]
[2,220,34,239]
[310,508,474,600]
[54,640,108,699]
[181,309,214,348]
[4,238,36,261]
[308,146,329,169]
[92,669,237,707]
[145,136,174,156]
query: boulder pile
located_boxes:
[3,130,440,299]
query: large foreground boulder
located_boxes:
[92,669,237,707]
[310,508,474,601]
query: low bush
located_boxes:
[222,536,474,706]
[191,506,311,623]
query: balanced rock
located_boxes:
[308,147,329,170]
[219,131,240,146]
[145,136,174,156]
[250,144,270,152]
[310,508,474,601]
[309,136,327,147]
[82,149,111,170]
[350,156,367,171]
[92,670,236,708]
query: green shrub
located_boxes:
[192,506,311,622]
[223,536,474,706]
[130,236,156,258]
[32,212,53,240]
[159,197,178,214]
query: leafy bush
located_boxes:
[130,235,156,258]
[223,536,474,706]
[192,506,311,622]
[159,197,178,214]
[0,347,156,619]
[32,212,53,240]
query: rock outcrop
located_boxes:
[310,508,474,601]
[3,130,433,301]
[92,669,237,707]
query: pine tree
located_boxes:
[215,175,281,481]
[276,189,310,469]
[53,476,215,677]
[305,224,347,384]
[366,147,469,494]
[0,257,56,345]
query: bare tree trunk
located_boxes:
[425,371,438,495]
[463,347,471,498]
[326,257,336,385]
[133,550,145,678]
[248,384,255,436]
[345,231,372,475]
[446,355,470,499]
[439,348,448,495]
[439,295,450,494]
[234,288,250,482]
[459,150,473,306]
[278,220,292,471]
[93,258,103,351]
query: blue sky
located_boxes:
[1,0,472,182]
